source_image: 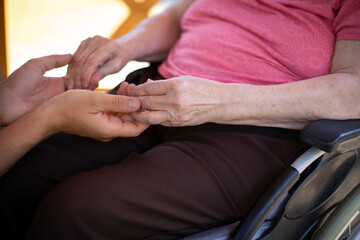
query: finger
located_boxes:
[100,94,141,113]
[97,114,149,137]
[66,39,90,89]
[65,75,74,90]
[104,117,149,137]
[138,95,168,110]
[127,84,136,96]
[69,38,95,89]
[119,113,135,122]
[87,73,102,90]
[73,37,91,59]
[118,81,129,95]
[81,45,115,87]
[73,40,98,89]
[44,76,67,96]
[30,54,73,74]
[88,78,99,91]
[133,80,169,96]
[131,110,168,125]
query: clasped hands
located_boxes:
[65,35,225,128]
[0,36,227,140]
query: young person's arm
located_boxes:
[0,90,147,177]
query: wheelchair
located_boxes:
[110,64,360,240]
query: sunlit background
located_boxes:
[6,0,174,90]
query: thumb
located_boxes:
[101,94,141,113]
[36,54,73,74]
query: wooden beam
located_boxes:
[111,0,159,39]
[0,0,8,80]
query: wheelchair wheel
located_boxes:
[311,184,360,240]
[347,220,360,240]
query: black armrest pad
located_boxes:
[107,62,161,95]
[301,119,360,153]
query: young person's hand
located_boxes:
[0,54,72,126]
[44,90,149,141]
[0,89,149,176]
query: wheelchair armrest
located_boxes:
[107,62,161,95]
[301,119,360,153]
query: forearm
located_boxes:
[117,0,194,62]
[117,13,181,62]
[219,73,360,129]
[0,104,54,176]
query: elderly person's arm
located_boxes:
[131,40,360,129]
[66,0,195,90]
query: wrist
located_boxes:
[115,37,136,63]
[36,101,61,137]
[216,83,257,124]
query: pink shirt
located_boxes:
[158,0,360,85]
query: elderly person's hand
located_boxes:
[130,76,225,127]
[66,36,131,90]
[0,54,72,126]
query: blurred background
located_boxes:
[1,0,176,90]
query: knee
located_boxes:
[27,175,100,239]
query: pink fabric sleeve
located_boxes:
[334,0,360,41]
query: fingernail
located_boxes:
[147,79,154,82]
[129,99,140,111]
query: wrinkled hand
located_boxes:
[66,35,130,90]
[131,76,224,126]
[0,54,72,126]
[46,90,149,141]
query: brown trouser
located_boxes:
[0,123,306,240]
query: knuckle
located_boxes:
[26,58,41,67]
[110,96,122,110]
[141,97,152,109]
[172,78,188,91]
[173,96,185,108]
[80,38,90,46]
[172,96,188,115]
[144,83,152,95]
[86,55,98,65]
[73,55,86,64]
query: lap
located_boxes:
[27,124,307,239]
